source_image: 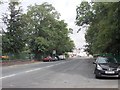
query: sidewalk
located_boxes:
[0,60,40,67]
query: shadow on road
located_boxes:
[48,58,95,79]
[48,58,120,80]
[98,77,120,80]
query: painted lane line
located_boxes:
[0,74,16,79]
[25,62,65,73]
[25,68,42,73]
[0,62,67,80]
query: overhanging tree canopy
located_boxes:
[76,2,120,55]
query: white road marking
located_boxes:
[0,74,16,79]
[25,62,65,73]
[0,61,69,80]
[25,68,42,73]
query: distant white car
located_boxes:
[52,56,58,61]
[58,55,66,60]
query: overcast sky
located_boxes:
[0,0,89,49]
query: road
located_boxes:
[1,57,119,88]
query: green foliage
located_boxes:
[2,1,26,54]
[23,2,74,59]
[76,2,93,26]
[2,2,74,60]
[76,2,120,55]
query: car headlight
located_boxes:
[97,65,103,70]
[117,68,120,71]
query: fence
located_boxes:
[2,52,35,62]
[113,54,120,62]
[93,53,120,62]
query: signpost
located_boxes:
[53,50,56,56]
[53,50,56,54]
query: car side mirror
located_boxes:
[118,62,120,65]
[93,62,96,64]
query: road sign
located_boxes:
[53,50,56,55]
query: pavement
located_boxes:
[1,57,119,88]
[1,60,38,66]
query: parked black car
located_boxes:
[93,56,120,78]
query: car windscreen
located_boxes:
[97,57,107,63]
[97,57,117,64]
[106,57,117,63]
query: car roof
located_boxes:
[96,56,117,62]
[97,56,115,58]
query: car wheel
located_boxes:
[118,74,120,79]
[95,74,100,79]
[95,71,101,79]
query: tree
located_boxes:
[23,2,74,59]
[76,2,120,55]
[2,1,25,54]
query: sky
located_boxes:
[0,0,88,50]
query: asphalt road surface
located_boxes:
[1,57,119,88]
